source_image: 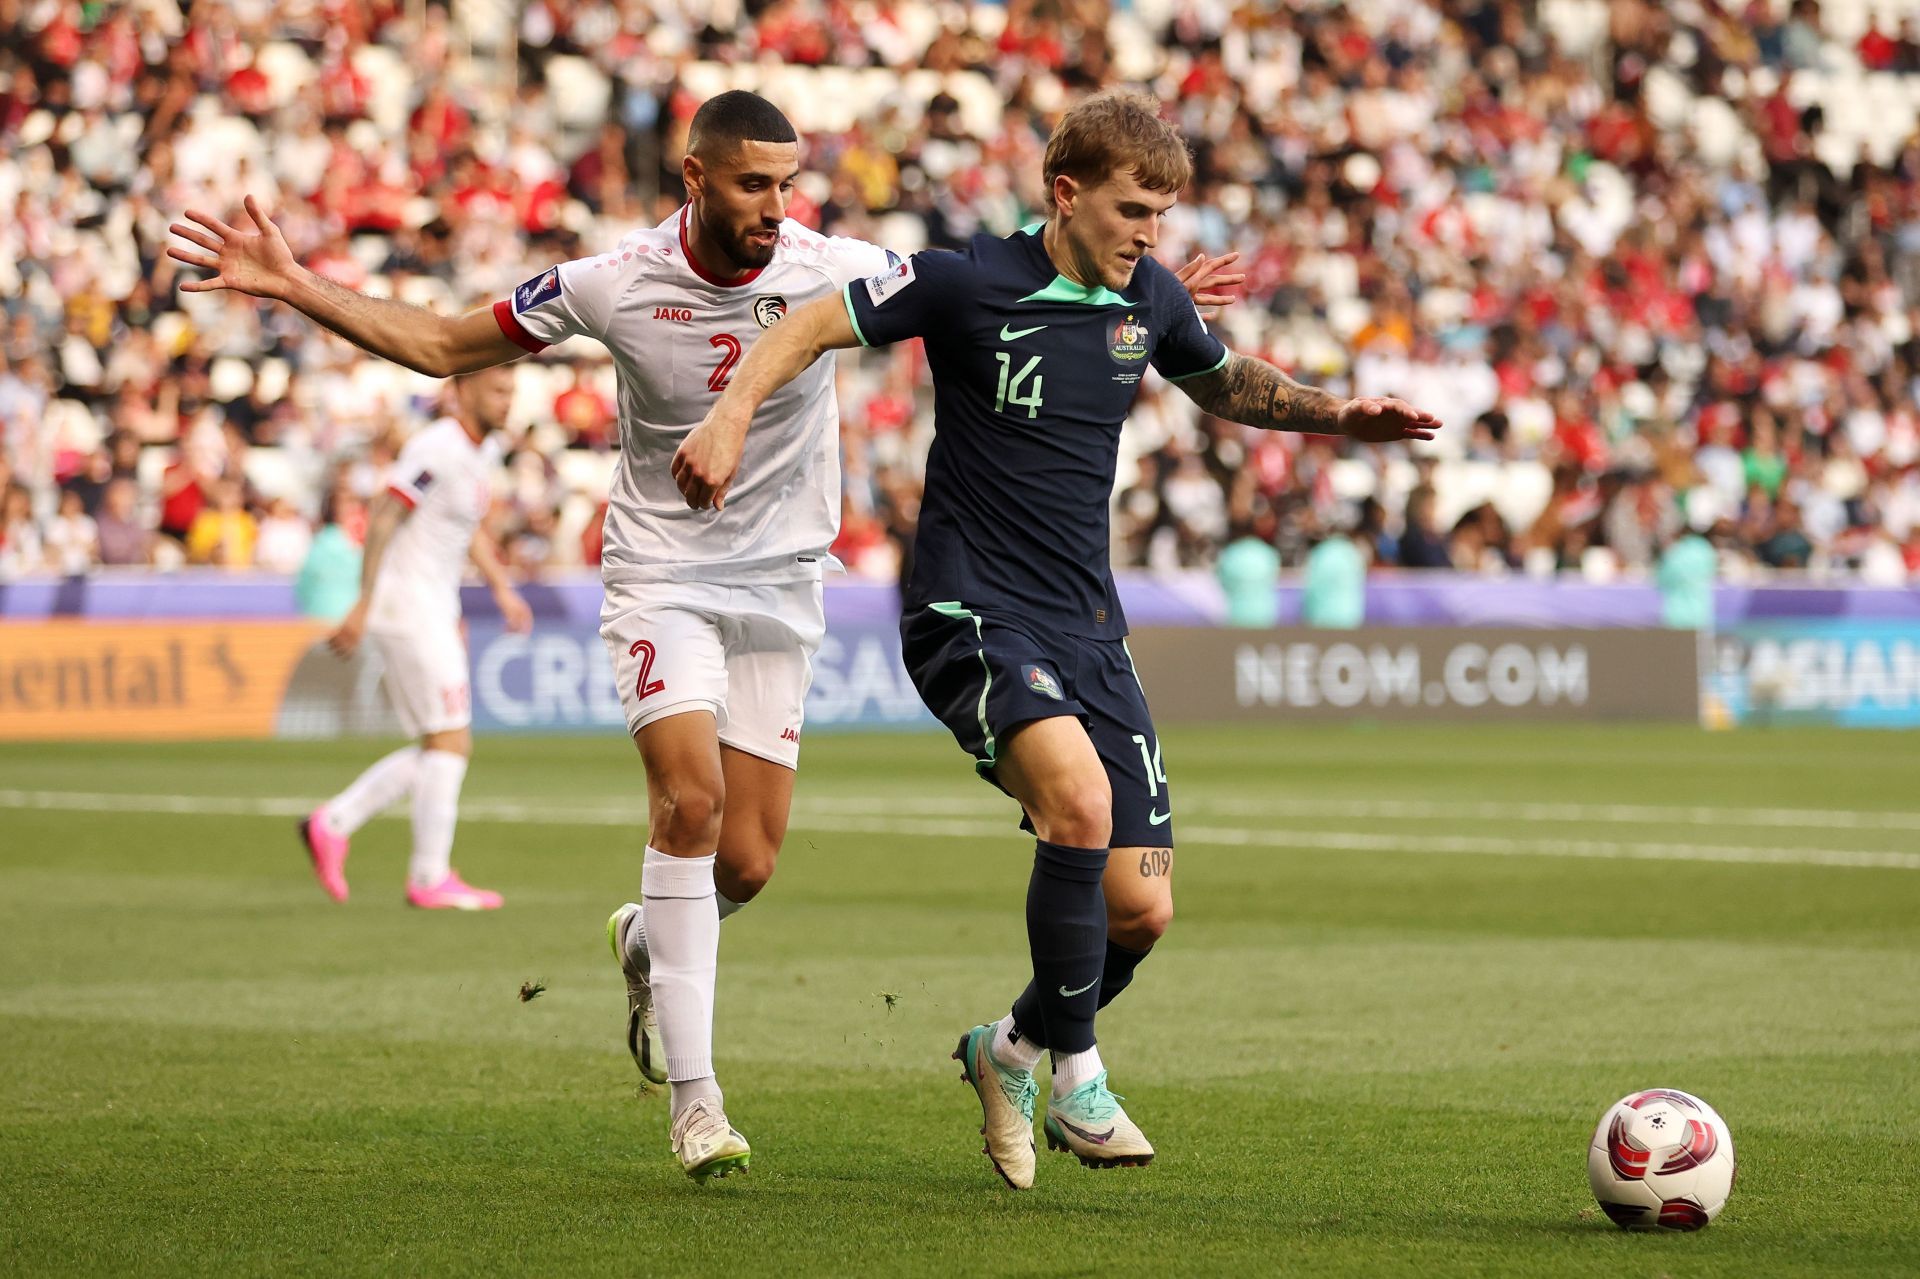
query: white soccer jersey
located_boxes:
[370,416,500,630]
[493,207,894,586]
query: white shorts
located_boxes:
[600,578,824,770]
[371,621,471,738]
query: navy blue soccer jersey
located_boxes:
[842,226,1227,638]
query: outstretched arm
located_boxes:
[1176,352,1441,443]
[169,195,523,378]
[671,293,859,510]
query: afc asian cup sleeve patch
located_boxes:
[1022,664,1064,701]
[512,267,563,314]
[864,258,916,307]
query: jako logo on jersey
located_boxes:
[1023,665,1064,700]
[653,307,693,322]
[515,268,561,313]
[753,295,788,329]
[780,726,800,743]
[412,469,436,493]
[865,259,916,306]
[1109,314,1149,364]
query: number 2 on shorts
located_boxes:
[629,639,666,700]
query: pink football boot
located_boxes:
[406,871,504,911]
[299,808,350,902]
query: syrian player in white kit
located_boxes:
[299,365,532,909]
[171,93,888,1183]
[169,91,1241,1182]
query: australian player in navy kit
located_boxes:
[673,90,1440,1190]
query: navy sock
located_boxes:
[1021,840,1109,1055]
[1008,938,1152,1050]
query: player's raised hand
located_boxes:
[1173,250,1245,322]
[168,195,299,300]
[672,413,747,511]
[1338,396,1442,444]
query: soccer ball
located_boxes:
[1586,1089,1737,1231]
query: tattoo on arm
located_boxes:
[1179,352,1342,434]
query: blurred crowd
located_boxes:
[4,0,1920,593]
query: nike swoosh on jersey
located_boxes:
[1148,809,1170,825]
[999,323,1049,342]
[1057,977,1098,997]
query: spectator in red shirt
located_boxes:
[1859,19,1898,70]
[158,453,213,543]
[554,367,614,451]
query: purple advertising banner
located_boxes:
[3,570,1918,628]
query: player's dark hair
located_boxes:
[689,91,798,160]
[1043,90,1192,205]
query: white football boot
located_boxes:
[670,1097,751,1182]
[605,903,666,1085]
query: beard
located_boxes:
[717,220,780,271]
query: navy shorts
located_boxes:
[899,602,1174,848]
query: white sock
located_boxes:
[1051,1044,1105,1098]
[407,750,467,886]
[670,1075,723,1122]
[643,846,722,1120]
[717,891,746,921]
[324,746,420,835]
[992,1015,1043,1073]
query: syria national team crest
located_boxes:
[1023,665,1064,701]
[1109,314,1149,365]
[753,294,788,328]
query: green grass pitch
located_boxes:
[2,725,1917,1276]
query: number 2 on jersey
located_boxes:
[708,333,742,393]
[629,639,666,700]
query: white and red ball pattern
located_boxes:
[1587,1088,1737,1231]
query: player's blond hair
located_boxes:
[1041,91,1192,210]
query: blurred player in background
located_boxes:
[169,89,1238,1183]
[300,364,531,910]
[674,90,1437,1189]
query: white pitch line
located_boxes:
[1175,825,1920,872]
[1185,796,1920,833]
[2,789,1918,872]
[794,793,1920,832]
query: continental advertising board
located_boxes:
[0,620,324,739]
[1122,626,1700,723]
[0,614,933,740]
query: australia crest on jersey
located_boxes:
[864,258,916,306]
[1109,314,1149,365]
[753,294,788,329]
[514,268,562,313]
